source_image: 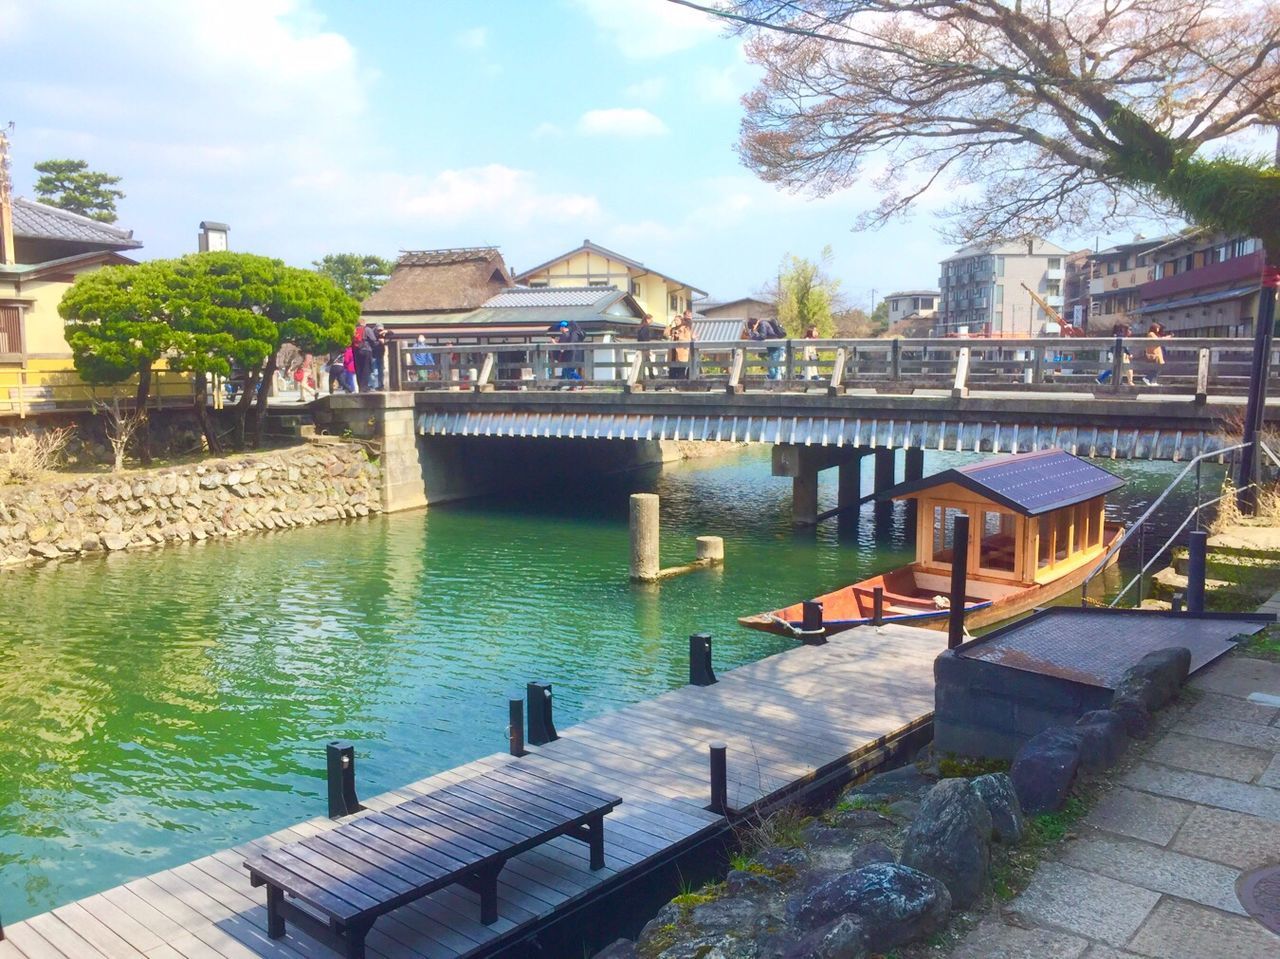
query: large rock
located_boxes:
[789,863,950,952]
[593,939,638,959]
[1010,727,1081,814]
[689,898,762,936]
[899,778,992,908]
[970,773,1024,844]
[1112,647,1191,712]
[1109,695,1152,739]
[782,915,867,959]
[847,765,935,803]
[1073,709,1129,771]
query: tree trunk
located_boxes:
[193,374,222,455]
[232,367,258,450]
[133,357,152,465]
[252,352,278,450]
[1236,239,1280,512]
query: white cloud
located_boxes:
[455,26,488,49]
[577,108,669,137]
[392,165,601,226]
[624,77,667,100]
[569,0,724,58]
[532,121,564,139]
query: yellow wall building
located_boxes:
[0,198,173,413]
[514,239,705,325]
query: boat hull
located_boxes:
[738,523,1124,638]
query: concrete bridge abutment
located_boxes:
[313,392,428,512]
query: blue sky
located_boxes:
[1,0,1137,306]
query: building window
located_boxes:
[1048,257,1062,269]
[0,305,22,354]
[528,280,550,288]
[1046,280,1061,296]
[588,280,610,287]
[931,506,966,565]
[669,293,679,311]
[979,510,1017,573]
[629,280,641,296]
[995,256,1005,277]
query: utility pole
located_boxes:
[0,122,14,265]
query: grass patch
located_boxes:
[1237,624,1280,661]
[936,755,1009,779]
[834,794,896,817]
[989,795,1091,901]
[735,803,810,854]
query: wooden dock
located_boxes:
[0,623,945,959]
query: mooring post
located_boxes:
[326,741,362,819]
[527,682,558,745]
[801,600,826,644]
[1186,529,1208,614]
[696,536,725,566]
[508,698,527,756]
[689,633,717,686]
[948,514,971,649]
[1172,593,1185,614]
[629,493,660,582]
[708,742,728,815]
[872,586,885,627]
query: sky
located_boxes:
[0,0,1157,307]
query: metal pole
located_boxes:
[1186,529,1208,615]
[1237,268,1278,513]
[1194,458,1203,532]
[508,698,527,756]
[948,514,970,649]
[1138,524,1146,605]
[689,633,717,686]
[326,741,361,819]
[708,742,728,815]
[872,586,884,626]
[801,600,826,644]
[526,682,558,745]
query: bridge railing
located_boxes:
[389,336,1275,399]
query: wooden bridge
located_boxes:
[396,336,1278,465]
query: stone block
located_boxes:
[1174,716,1280,752]
[1120,763,1280,820]
[900,778,992,907]
[1189,655,1280,700]
[1085,786,1190,845]
[950,919,1088,959]
[1170,804,1280,870]
[1125,896,1280,959]
[1112,647,1190,713]
[1011,863,1159,947]
[1146,731,1271,782]
[1060,835,1246,915]
[1011,727,1080,814]
[1186,691,1279,727]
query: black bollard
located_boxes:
[689,633,717,686]
[527,682,558,746]
[508,698,527,756]
[800,600,827,644]
[872,586,885,627]
[1187,530,1208,614]
[708,742,728,815]
[948,514,971,650]
[326,741,362,819]
[1172,592,1184,614]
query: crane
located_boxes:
[1020,281,1086,337]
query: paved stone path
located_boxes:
[953,651,1280,959]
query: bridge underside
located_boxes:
[417,409,1229,463]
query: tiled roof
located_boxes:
[397,248,502,267]
[483,286,619,308]
[883,448,1125,515]
[12,198,141,248]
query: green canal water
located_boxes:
[0,447,1209,920]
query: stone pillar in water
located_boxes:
[630,493,660,582]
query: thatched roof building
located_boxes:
[361,247,513,320]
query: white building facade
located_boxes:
[937,239,1070,336]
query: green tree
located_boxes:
[776,246,841,337]
[313,253,395,301]
[166,252,356,450]
[60,261,175,464]
[33,159,125,223]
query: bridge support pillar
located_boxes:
[837,455,864,513]
[774,445,864,527]
[793,472,819,527]
[874,448,897,494]
[312,392,427,512]
[905,447,925,484]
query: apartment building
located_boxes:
[1086,236,1165,331]
[937,238,1070,335]
[1134,231,1267,337]
[1062,250,1092,327]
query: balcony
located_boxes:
[1142,250,1265,300]
[1045,294,1064,308]
[1045,267,1064,281]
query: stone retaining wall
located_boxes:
[0,441,381,566]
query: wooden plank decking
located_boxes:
[0,623,945,959]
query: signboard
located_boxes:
[1072,304,1084,326]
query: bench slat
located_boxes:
[447,778,594,834]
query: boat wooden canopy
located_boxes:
[881,448,1125,588]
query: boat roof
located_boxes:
[882,449,1125,516]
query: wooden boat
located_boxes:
[740,448,1126,637]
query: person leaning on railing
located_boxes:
[668,311,693,380]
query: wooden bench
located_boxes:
[244,767,622,959]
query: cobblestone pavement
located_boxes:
[953,645,1280,959]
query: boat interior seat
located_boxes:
[851,585,937,609]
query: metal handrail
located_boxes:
[1080,441,1252,605]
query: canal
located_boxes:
[0,447,1211,921]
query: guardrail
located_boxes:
[388,336,1276,401]
[0,366,195,419]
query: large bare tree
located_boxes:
[676,0,1279,496]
